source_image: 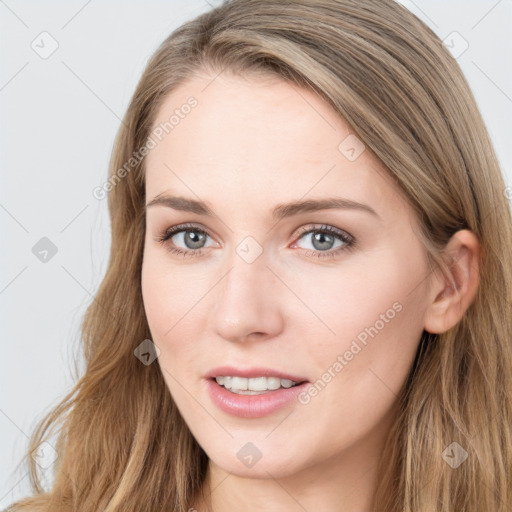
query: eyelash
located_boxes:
[155,222,356,260]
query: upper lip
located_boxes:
[206,366,309,383]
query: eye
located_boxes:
[155,223,356,259]
[291,224,355,259]
[155,223,215,257]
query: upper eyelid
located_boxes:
[295,224,351,237]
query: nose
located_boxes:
[210,246,284,343]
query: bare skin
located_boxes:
[140,71,480,512]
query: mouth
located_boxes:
[211,375,307,395]
[205,370,311,418]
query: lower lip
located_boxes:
[205,378,310,418]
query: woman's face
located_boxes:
[141,72,433,480]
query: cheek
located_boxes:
[293,246,425,349]
[141,261,171,338]
[141,248,201,335]
[293,247,427,433]
[141,249,212,377]
[141,258,202,411]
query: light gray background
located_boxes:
[1,0,511,506]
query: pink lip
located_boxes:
[205,365,309,383]
[205,378,310,418]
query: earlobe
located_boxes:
[423,229,481,334]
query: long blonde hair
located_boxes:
[7,1,512,510]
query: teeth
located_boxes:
[214,375,300,393]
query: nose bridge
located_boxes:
[210,240,283,341]
[218,245,269,317]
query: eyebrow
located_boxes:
[146,194,380,220]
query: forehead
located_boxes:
[144,73,406,221]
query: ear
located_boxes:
[423,229,481,334]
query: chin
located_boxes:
[205,443,310,480]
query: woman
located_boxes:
[7,0,512,511]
